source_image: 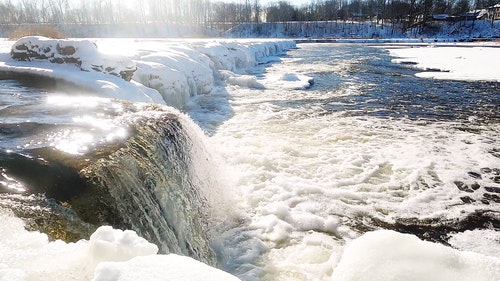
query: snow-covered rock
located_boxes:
[1,39,296,108]
[11,36,136,81]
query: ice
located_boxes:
[332,230,500,281]
[95,39,296,109]
[0,208,239,281]
[0,54,165,104]
[262,72,314,90]
[0,38,297,109]
[387,45,500,82]
[220,70,264,89]
[92,254,241,281]
[89,226,159,263]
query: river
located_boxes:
[189,43,500,280]
[0,42,499,281]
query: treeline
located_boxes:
[266,0,499,23]
[0,0,498,26]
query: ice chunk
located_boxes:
[89,226,158,263]
[332,230,500,281]
[92,254,241,281]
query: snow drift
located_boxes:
[0,38,297,109]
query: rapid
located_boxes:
[189,43,500,280]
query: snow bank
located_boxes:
[127,39,296,108]
[0,38,296,109]
[0,208,239,281]
[332,230,500,281]
[448,229,500,258]
[0,38,165,104]
[388,45,500,82]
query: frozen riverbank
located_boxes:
[1,38,499,281]
[0,38,297,109]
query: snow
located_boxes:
[0,37,165,104]
[332,230,500,281]
[92,254,241,281]
[0,38,297,109]
[89,226,159,263]
[387,44,500,82]
[0,208,239,281]
[1,37,500,281]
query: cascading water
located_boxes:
[0,75,223,266]
[79,105,218,265]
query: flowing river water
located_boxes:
[190,43,500,280]
[0,43,499,280]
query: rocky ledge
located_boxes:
[11,36,136,81]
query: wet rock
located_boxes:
[483,193,500,203]
[460,196,475,204]
[56,44,76,56]
[471,182,480,190]
[492,176,500,184]
[454,181,473,193]
[484,186,500,193]
[480,167,492,174]
[467,171,482,179]
[369,210,500,245]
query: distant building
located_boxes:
[464,9,488,20]
[487,4,500,20]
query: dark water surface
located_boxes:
[287,44,499,123]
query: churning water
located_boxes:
[190,43,500,280]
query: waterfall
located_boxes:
[79,105,218,265]
[0,96,222,266]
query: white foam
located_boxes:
[448,229,500,258]
[197,43,500,280]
